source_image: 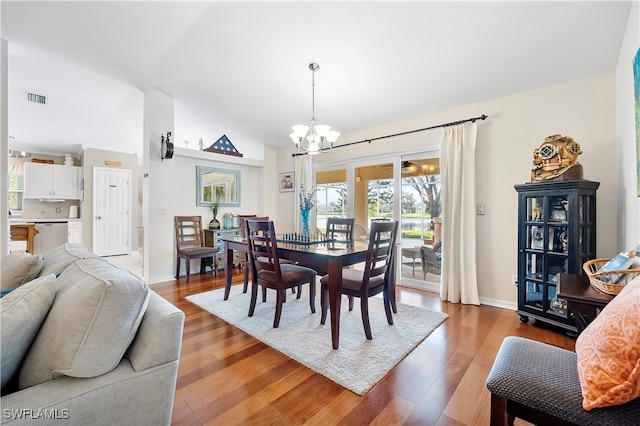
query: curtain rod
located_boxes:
[292,114,488,157]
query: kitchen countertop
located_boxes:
[10,218,82,224]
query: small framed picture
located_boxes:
[279,172,295,192]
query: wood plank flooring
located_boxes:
[151,268,576,425]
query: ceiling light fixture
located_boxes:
[290,63,340,155]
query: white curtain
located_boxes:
[439,122,480,305]
[294,154,313,233]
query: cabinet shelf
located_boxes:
[515,179,599,334]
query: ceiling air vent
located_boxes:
[26,92,46,104]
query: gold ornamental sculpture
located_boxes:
[531,134,583,181]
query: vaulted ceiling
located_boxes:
[1,1,632,159]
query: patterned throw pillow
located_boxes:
[575,275,640,410]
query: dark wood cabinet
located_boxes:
[514,180,599,333]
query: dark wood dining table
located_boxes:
[221,236,392,350]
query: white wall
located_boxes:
[616,0,640,250]
[277,74,618,309]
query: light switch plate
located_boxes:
[476,204,486,215]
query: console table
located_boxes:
[557,273,614,335]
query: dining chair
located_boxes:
[246,219,317,328]
[174,215,219,283]
[320,220,399,340]
[325,217,355,241]
[420,241,442,279]
[239,215,264,292]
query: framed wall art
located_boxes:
[279,172,294,192]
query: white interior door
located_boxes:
[93,167,131,256]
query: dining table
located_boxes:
[221,235,396,350]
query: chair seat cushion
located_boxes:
[486,336,640,426]
[320,269,385,291]
[256,263,316,284]
[19,259,149,389]
[178,247,218,258]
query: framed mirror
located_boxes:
[196,166,240,207]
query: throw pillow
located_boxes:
[0,274,56,391]
[19,259,149,389]
[38,243,98,277]
[1,252,44,291]
[575,275,640,410]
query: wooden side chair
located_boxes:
[320,220,399,340]
[325,217,354,241]
[174,216,219,283]
[239,214,268,293]
[246,220,317,328]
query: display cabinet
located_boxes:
[204,228,243,269]
[514,180,599,334]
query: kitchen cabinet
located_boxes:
[68,220,83,244]
[514,180,599,334]
[24,162,81,200]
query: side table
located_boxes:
[557,273,614,335]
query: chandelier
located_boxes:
[290,63,340,155]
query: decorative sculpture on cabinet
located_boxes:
[531,134,583,181]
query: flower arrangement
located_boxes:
[299,184,316,212]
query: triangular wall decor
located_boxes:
[205,134,243,157]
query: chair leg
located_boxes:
[361,297,373,340]
[383,287,394,325]
[320,285,328,325]
[309,277,316,313]
[185,258,191,283]
[248,281,259,317]
[296,284,302,299]
[273,288,285,328]
[243,254,249,293]
[262,286,267,303]
[175,258,180,279]
[213,253,218,277]
[348,295,354,311]
[489,393,510,426]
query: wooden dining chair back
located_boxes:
[246,219,317,328]
[320,220,399,340]
[326,217,355,241]
[239,215,269,292]
[174,215,219,283]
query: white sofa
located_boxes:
[1,244,185,425]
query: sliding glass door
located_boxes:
[399,155,442,290]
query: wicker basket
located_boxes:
[583,258,640,295]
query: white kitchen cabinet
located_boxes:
[68,220,83,244]
[24,162,81,200]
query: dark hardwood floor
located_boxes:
[151,268,576,425]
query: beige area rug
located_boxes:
[186,285,448,395]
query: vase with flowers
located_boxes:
[299,184,316,238]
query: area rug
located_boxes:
[186,285,448,395]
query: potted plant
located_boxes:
[208,187,224,230]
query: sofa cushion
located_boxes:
[19,259,150,389]
[0,274,56,391]
[1,252,44,291]
[38,243,98,277]
[576,275,640,410]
